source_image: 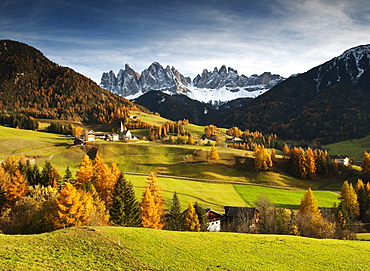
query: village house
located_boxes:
[204,208,224,232]
[222,206,259,232]
[329,155,350,166]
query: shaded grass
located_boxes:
[1,226,370,271]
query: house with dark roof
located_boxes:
[222,206,259,233]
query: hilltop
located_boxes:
[0,40,143,123]
[1,226,370,271]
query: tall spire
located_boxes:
[120,121,124,133]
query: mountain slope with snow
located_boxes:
[217,44,370,143]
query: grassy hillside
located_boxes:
[326,135,370,161]
[126,174,340,213]
[0,125,340,213]
[1,226,369,271]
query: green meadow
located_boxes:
[1,226,369,271]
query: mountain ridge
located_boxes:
[100,63,284,103]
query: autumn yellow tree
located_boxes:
[298,188,335,238]
[361,151,370,179]
[254,145,272,171]
[140,186,163,229]
[282,145,291,158]
[4,169,28,207]
[339,181,359,222]
[183,202,200,232]
[53,182,88,229]
[209,145,219,161]
[93,155,117,208]
[146,172,165,222]
[306,147,316,179]
[75,154,94,189]
[71,125,83,137]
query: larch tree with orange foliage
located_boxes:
[140,186,163,229]
[146,172,165,222]
[183,202,200,232]
[209,145,219,161]
[4,169,28,207]
[93,155,117,208]
[76,154,94,189]
[53,182,88,229]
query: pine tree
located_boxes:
[209,145,219,161]
[167,192,183,231]
[140,186,163,229]
[41,161,60,188]
[183,202,200,232]
[187,133,194,145]
[270,149,277,162]
[110,174,141,227]
[53,182,88,229]
[4,169,29,207]
[339,181,359,221]
[76,154,94,189]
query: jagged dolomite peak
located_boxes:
[100,63,285,103]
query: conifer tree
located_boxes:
[183,202,200,232]
[53,182,87,229]
[41,161,60,188]
[254,145,272,171]
[76,154,94,189]
[306,147,316,179]
[93,155,117,208]
[298,188,321,217]
[140,186,163,229]
[2,156,18,176]
[146,172,166,222]
[339,181,359,221]
[110,174,141,227]
[209,145,219,161]
[4,169,29,207]
[167,192,183,231]
[298,188,335,238]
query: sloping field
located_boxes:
[1,227,369,271]
[0,126,71,159]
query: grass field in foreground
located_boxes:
[1,226,370,271]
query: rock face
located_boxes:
[100,63,284,103]
[192,66,283,91]
[100,62,191,97]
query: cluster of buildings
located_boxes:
[74,122,136,145]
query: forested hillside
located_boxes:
[0,40,143,123]
[217,44,370,144]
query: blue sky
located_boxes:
[1,0,370,83]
